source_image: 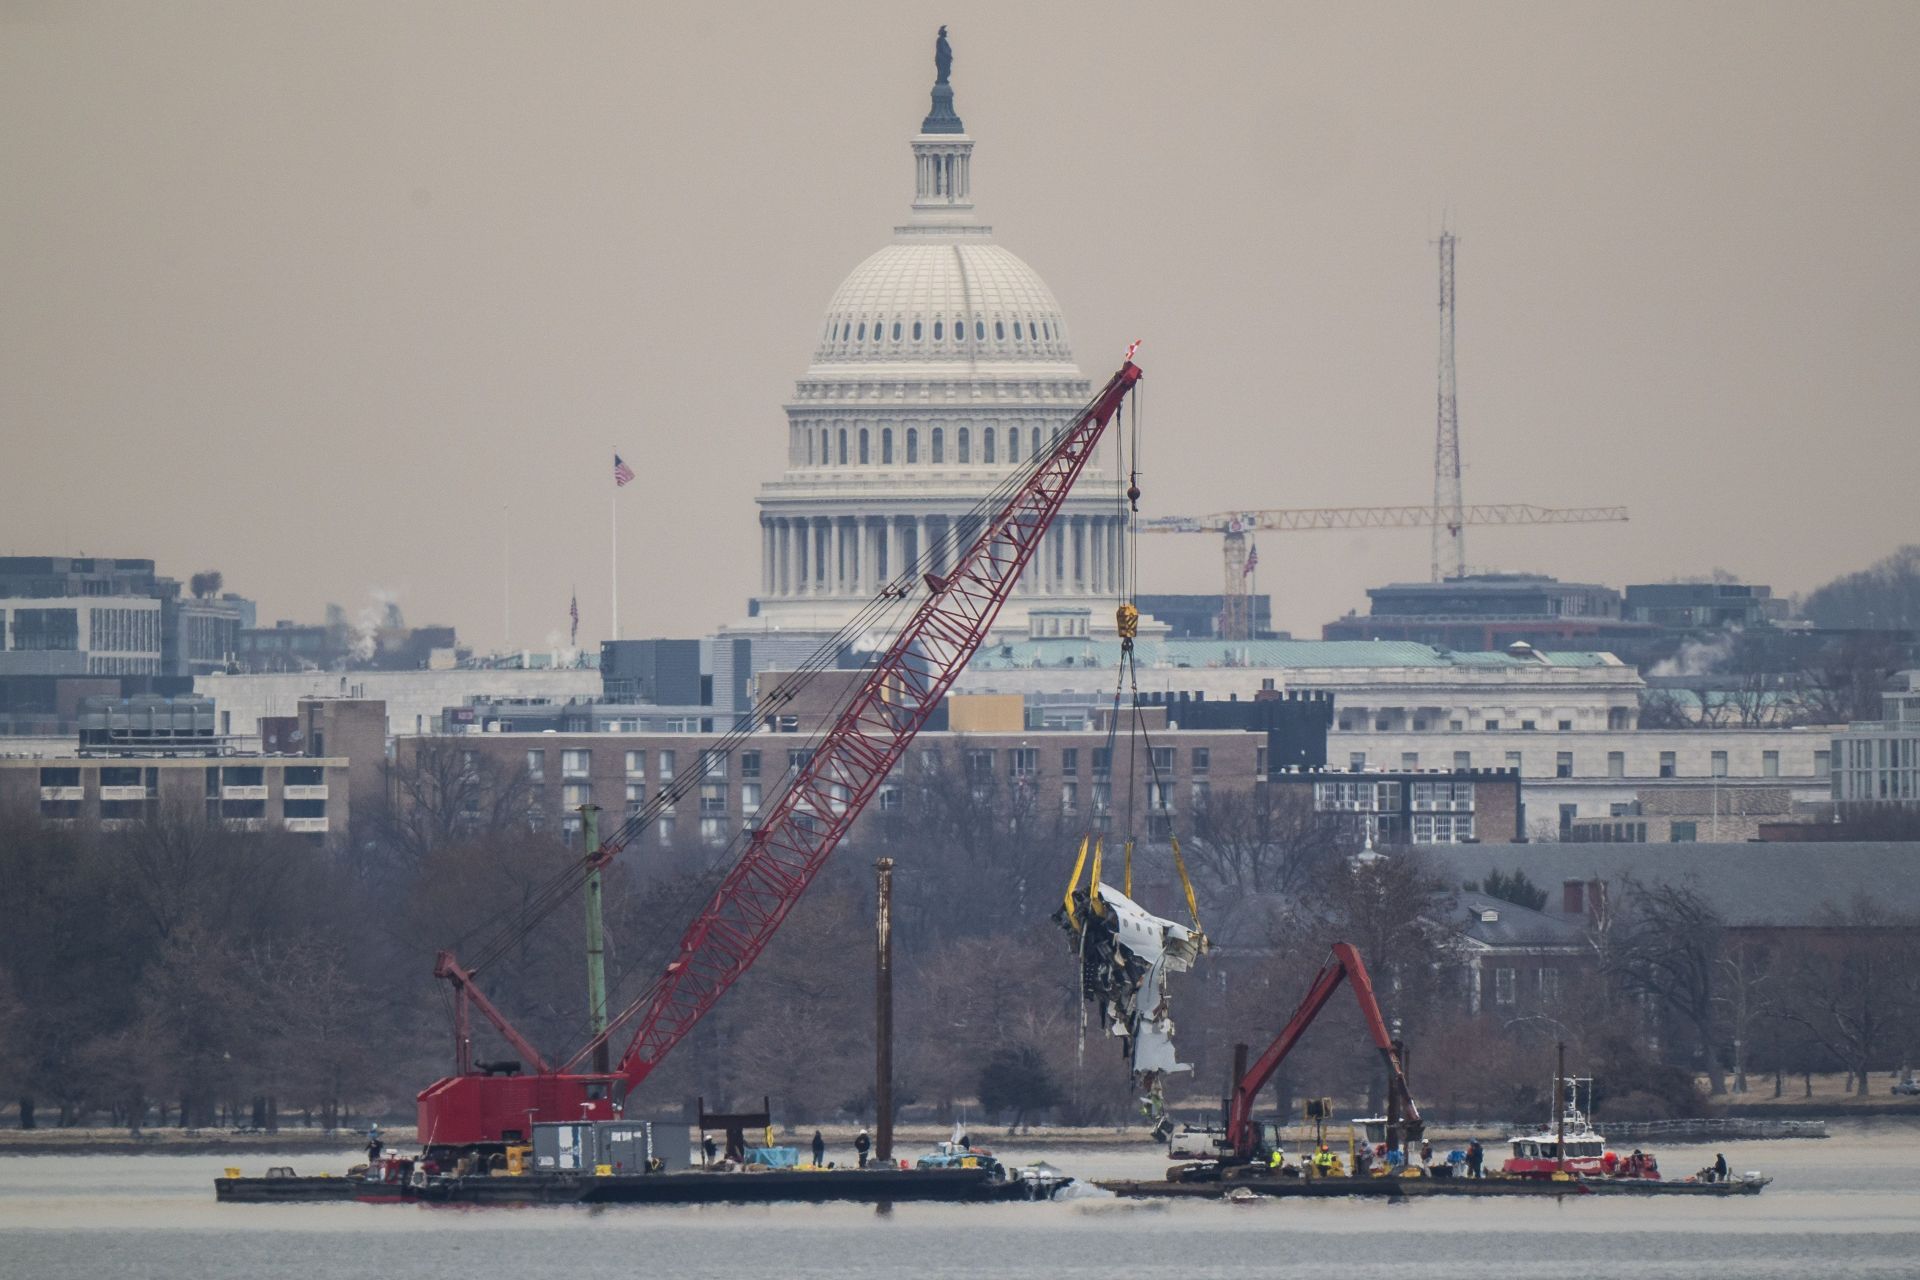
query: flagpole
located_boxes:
[610,456,619,644]
[502,501,511,653]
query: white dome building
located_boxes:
[747,47,1132,640]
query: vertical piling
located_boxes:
[875,857,895,1165]
[1555,1041,1567,1176]
[582,804,610,1074]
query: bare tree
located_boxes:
[381,739,533,861]
[1606,878,1729,1095]
[1637,688,1694,730]
[1725,670,1788,729]
[1715,939,1777,1094]
[873,741,1068,941]
[1794,632,1905,726]
[1767,898,1920,1093]
[1801,544,1920,632]
[1186,784,1350,897]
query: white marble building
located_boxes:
[746,52,1132,638]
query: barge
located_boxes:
[216,1133,1070,1206]
[218,1163,1061,1205]
[1099,1170,1769,1200]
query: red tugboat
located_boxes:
[1501,1073,1633,1179]
[1502,1048,1660,1182]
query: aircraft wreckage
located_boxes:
[1057,836,1206,1134]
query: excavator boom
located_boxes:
[1228,942,1422,1160]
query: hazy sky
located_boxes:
[4,2,1916,648]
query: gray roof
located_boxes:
[1205,886,1588,954]
[1416,842,1920,927]
[1454,889,1590,948]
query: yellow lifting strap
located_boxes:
[1088,838,1107,917]
[1061,834,1091,928]
[1122,840,1134,898]
[1168,835,1205,940]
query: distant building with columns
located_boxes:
[743,39,1140,641]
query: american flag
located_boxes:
[613,454,635,487]
[569,590,579,646]
[1243,543,1259,576]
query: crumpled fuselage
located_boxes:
[1061,882,1202,1098]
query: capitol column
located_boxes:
[1090,515,1104,599]
[791,518,802,596]
[832,519,846,596]
[852,517,865,595]
[1105,514,1121,594]
[774,518,786,597]
[847,517,861,596]
[862,518,878,595]
[1073,516,1088,593]
[762,518,774,597]
[812,517,827,595]
[787,517,800,597]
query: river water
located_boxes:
[3,1122,1917,1280]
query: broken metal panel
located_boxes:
[1059,879,1204,1122]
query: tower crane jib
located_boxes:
[1137,503,1629,642]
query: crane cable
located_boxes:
[1057,380,1203,939]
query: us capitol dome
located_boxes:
[747,32,1133,641]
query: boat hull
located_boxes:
[218,1165,1058,1205]
[1098,1174,1769,1200]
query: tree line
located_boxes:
[2,745,1915,1133]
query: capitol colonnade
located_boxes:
[759,512,1129,602]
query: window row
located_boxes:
[802,422,1065,468]
[823,314,1061,349]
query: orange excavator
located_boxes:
[1174,942,1423,1179]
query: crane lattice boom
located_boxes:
[416,361,1144,1150]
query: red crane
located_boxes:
[1223,942,1422,1162]
[416,358,1145,1153]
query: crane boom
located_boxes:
[1139,503,1627,535]
[590,359,1141,1086]
[417,360,1144,1151]
[1137,503,1628,642]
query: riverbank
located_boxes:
[7,1085,1915,1156]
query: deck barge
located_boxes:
[1098,1174,1769,1200]
[217,1162,1064,1205]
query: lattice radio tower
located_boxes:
[1431,228,1465,582]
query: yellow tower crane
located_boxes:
[1138,504,1629,642]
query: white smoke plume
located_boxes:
[1648,629,1737,678]
[351,588,403,663]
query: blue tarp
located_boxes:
[744,1147,800,1169]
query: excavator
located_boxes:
[414,356,1146,1159]
[1169,942,1423,1182]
